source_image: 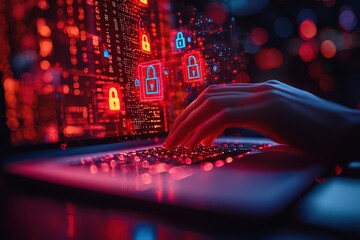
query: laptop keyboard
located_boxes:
[76,143,269,170]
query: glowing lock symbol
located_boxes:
[145,65,159,95]
[187,55,200,79]
[176,32,186,49]
[141,34,151,52]
[108,87,120,111]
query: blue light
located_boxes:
[297,8,318,24]
[213,65,218,72]
[187,37,192,43]
[134,224,155,240]
[103,49,109,58]
[175,32,186,49]
[135,79,140,86]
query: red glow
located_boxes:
[236,72,250,83]
[138,60,164,101]
[200,162,213,172]
[182,51,205,84]
[299,42,317,62]
[205,2,228,24]
[299,20,317,40]
[250,27,268,46]
[320,40,336,59]
[255,48,283,70]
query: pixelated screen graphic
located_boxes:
[2,0,245,146]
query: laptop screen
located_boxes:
[2,0,236,147]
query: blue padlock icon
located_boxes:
[145,65,159,95]
[187,55,200,79]
[176,32,186,49]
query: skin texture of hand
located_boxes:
[163,80,360,161]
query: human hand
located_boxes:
[163,80,360,160]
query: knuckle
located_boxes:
[266,79,281,85]
[204,84,217,93]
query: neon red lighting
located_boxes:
[138,60,164,101]
[182,51,205,83]
[299,20,317,40]
[104,84,124,113]
[320,40,336,59]
[141,33,151,53]
[299,42,317,62]
[255,48,283,70]
[250,27,268,46]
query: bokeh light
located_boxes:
[299,20,317,40]
[299,42,318,62]
[320,40,336,59]
[339,6,357,32]
[250,27,268,46]
[255,48,283,70]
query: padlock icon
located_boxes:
[108,87,121,111]
[140,0,148,5]
[141,34,151,52]
[145,65,159,95]
[176,32,186,49]
[187,55,200,79]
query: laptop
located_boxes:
[1,0,325,220]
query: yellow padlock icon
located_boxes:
[108,87,120,111]
[141,34,151,53]
[140,0,148,5]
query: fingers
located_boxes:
[183,106,257,149]
[169,80,288,134]
[164,93,252,149]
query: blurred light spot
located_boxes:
[255,48,283,70]
[225,157,233,163]
[63,84,70,94]
[40,39,53,57]
[205,2,228,24]
[215,160,225,168]
[40,60,50,70]
[308,62,324,79]
[104,49,109,58]
[297,8,317,24]
[273,17,293,38]
[201,162,213,172]
[38,25,52,37]
[299,42,317,62]
[339,6,357,32]
[320,40,336,58]
[250,27,268,46]
[38,0,50,10]
[319,74,336,92]
[299,20,317,40]
[140,173,152,185]
[134,224,156,240]
[90,164,98,175]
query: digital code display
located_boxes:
[4,0,244,146]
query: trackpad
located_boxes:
[169,149,324,217]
